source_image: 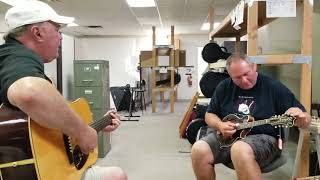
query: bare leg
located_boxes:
[100,166,127,180]
[231,141,261,180]
[83,166,127,180]
[191,140,215,180]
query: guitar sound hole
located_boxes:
[73,145,88,170]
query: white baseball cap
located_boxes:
[5,1,75,31]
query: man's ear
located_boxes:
[30,26,43,42]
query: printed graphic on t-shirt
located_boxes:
[235,96,255,115]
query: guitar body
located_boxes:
[29,98,98,180]
[217,114,253,148]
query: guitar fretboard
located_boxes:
[89,115,112,132]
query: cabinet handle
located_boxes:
[82,80,93,82]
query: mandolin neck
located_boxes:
[236,119,270,130]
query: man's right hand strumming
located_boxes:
[76,126,98,154]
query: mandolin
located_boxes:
[217,114,295,148]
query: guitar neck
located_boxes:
[89,115,112,132]
[236,119,271,130]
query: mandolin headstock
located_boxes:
[269,114,295,128]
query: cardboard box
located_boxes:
[174,50,186,67]
[140,51,153,68]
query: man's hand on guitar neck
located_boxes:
[285,107,311,129]
[217,121,237,140]
[103,110,121,132]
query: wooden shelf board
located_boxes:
[210,1,277,38]
[154,67,176,70]
[248,54,311,64]
[152,86,177,92]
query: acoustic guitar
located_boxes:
[0,98,111,180]
[217,114,295,148]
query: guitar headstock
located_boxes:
[269,114,295,128]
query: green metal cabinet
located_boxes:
[74,60,111,158]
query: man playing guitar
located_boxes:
[0,1,126,180]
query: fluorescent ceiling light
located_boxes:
[201,23,210,31]
[201,22,221,31]
[126,0,155,7]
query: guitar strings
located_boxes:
[90,115,112,131]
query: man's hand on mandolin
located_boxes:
[285,107,311,128]
[218,121,237,140]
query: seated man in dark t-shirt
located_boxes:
[190,54,310,180]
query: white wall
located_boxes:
[257,7,302,54]
[43,34,75,100]
[75,37,151,88]
[74,36,152,108]
[257,6,303,98]
[178,35,210,99]
[74,35,212,101]
[61,34,75,100]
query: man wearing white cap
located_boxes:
[0,1,127,180]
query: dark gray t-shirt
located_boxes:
[0,36,49,110]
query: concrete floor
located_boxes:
[96,101,302,180]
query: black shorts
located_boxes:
[201,128,281,169]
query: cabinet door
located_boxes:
[74,63,104,86]
[91,109,111,158]
[74,87,103,109]
[98,132,111,158]
[91,108,106,120]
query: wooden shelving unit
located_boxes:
[209,1,277,38]
[151,26,177,113]
[210,0,312,177]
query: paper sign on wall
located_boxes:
[232,0,245,30]
[246,0,254,7]
[186,68,192,75]
[234,0,245,27]
[266,0,296,18]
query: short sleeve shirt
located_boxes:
[0,36,48,110]
[207,73,306,138]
